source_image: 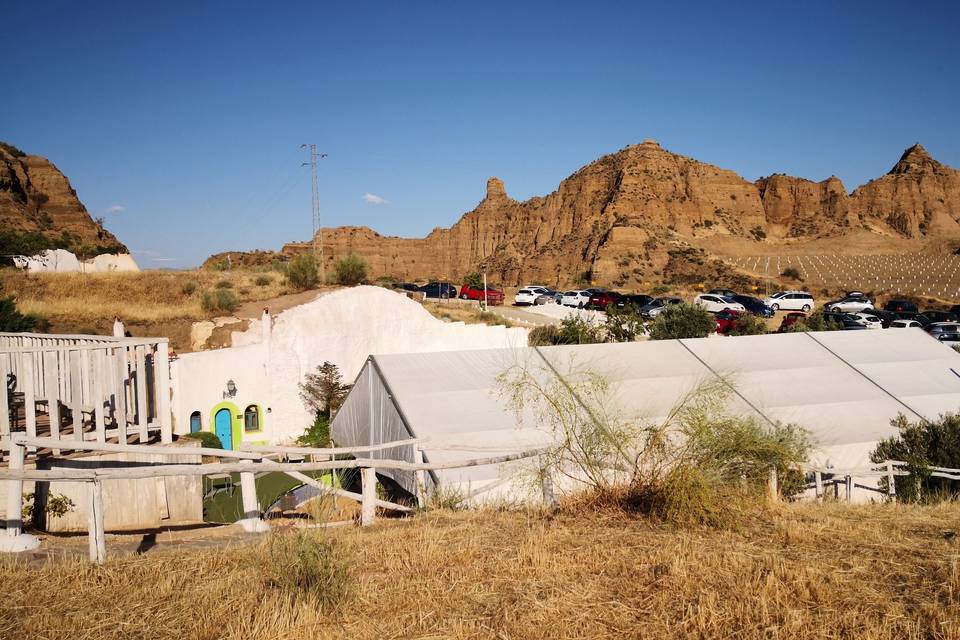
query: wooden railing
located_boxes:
[0,332,171,454]
[0,435,550,563]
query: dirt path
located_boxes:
[234,286,337,319]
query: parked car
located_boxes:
[823,312,869,330]
[614,294,654,311]
[514,286,551,306]
[890,319,923,328]
[714,309,744,334]
[586,290,622,310]
[731,294,774,318]
[883,299,919,313]
[420,282,457,298]
[824,295,874,314]
[922,310,958,324]
[459,283,505,305]
[764,291,814,312]
[534,290,559,305]
[925,322,960,342]
[694,293,745,314]
[851,311,883,329]
[560,290,591,307]
[640,297,683,317]
[777,312,807,332]
[391,282,421,292]
[708,289,738,299]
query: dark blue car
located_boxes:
[731,294,774,318]
[420,282,458,299]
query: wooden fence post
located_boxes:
[155,343,171,444]
[886,461,896,501]
[413,446,427,509]
[87,480,106,564]
[845,475,853,502]
[767,466,779,503]
[541,469,558,512]
[361,467,377,526]
[0,434,40,553]
[814,470,823,503]
[238,459,268,533]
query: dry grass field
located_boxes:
[1,502,957,639]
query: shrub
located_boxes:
[298,414,331,448]
[781,266,801,280]
[254,275,272,287]
[0,141,26,157]
[287,254,320,290]
[201,289,239,314]
[727,313,767,336]
[0,296,40,332]
[651,284,671,295]
[180,281,198,296]
[463,272,483,289]
[22,492,75,521]
[648,303,715,340]
[785,311,842,333]
[215,280,233,289]
[603,304,646,342]
[870,413,960,502]
[183,431,223,449]
[750,226,767,241]
[555,315,604,344]
[528,325,560,346]
[333,254,368,286]
[260,532,352,608]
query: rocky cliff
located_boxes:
[0,142,127,257]
[276,141,960,287]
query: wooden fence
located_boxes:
[0,332,171,456]
[0,434,550,563]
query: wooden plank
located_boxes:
[361,467,377,526]
[0,354,9,438]
[135,345,148,442]
[284,470,411,512]
[114,347,128,442]
[238,438,422,456]
[68,349,83,440]
[814,471,823,502]
[154,343,171,443]
[91,350,106,442]
[89,480,106,564]
[22,352,36,447]
[17,436,262,459]
[4,435,24,537]
[43,350,60,452]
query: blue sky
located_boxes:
[4,1,959,268]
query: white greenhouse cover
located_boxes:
[331,329,960,499]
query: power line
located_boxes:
[301,144,327,283]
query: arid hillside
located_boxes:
[273,141,960,287]
[0,142,127,258]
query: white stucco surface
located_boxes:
[170,286,530,445]
[11,250,139,273]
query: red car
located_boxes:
[459,284,505,305]
[586,291,622,310]
[714,309,744,334]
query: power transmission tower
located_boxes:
[301,144,327,283]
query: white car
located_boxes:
[514,286,550,306]
[560,290,591,307]
[825,297,874,314]
[763,291,815,312]
[889,319,922,329]
[693,293,745,314]
[852,312,882,329]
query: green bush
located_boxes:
[215,280,233,289]
[603,304,646,342]
[463,272,483,289]
[180,281,198,296]
[183,431,223,449]
[781,266,801,280]
[784,311,842,333]
[261,532,352,608]
[298,415,331,448]
[0,141,26,157]
[648,303,715,340]
[726,313,767,336]
[871,413,960,502]
[333,254,368,286]
[201,289,239,313]
[556,315,604,344]
[287,254,320,290]
[528,325,560,346]
[0,296,40,332]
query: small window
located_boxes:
[189,411,202,433]
[244,405,260,432]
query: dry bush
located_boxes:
[261,531,353,608]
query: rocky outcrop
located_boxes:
[0,143,127,256]
[271,142,960,286]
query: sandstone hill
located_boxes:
[261,141,959,287]
[0,142,127,258]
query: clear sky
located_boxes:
[4,1,959,268]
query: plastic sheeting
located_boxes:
[331,329,960,499]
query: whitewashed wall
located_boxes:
[170,286,529,444]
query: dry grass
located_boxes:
[421,300,518,328]
[1,502,958,639]
[0,269,290,324]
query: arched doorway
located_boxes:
[214,407,234,450]
[189,411,202,433]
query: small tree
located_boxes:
[785,311,842,333]
[333,254,368,286]
[555,315,604,344]
[0,296,39,332]
[871,413,960,502]
[726,313,767,336]
[648,303,715,340]
[463,272,483,289]
[603,304,646,342]
[300,362,350,420]
[287,254,320,290]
